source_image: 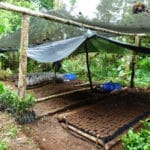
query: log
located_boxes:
[0,2,135,36]
[36,100,87,119]
[62,123,104,146]
[74,82,90,87]
[36,87,90,102]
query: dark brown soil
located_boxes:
[1,80,150,150]
[59,95,150,147]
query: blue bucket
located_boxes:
[114,83,121,90]
[102,82,114,92]
[102,82,121,92]
[64,73,76,81]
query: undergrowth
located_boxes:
[0,139,8,150]
[121,118,150,150]
[61,53,150,88]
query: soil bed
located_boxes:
[58,94,150,148]
[1,80,150,150]
[24,82,150,150]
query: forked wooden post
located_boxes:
[130,35,140,88]
[18,14,30,99]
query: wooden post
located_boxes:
[84,41,93,91]
[130,35,140,88]
[18,14,30,99]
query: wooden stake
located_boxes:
[18,14,30,99]
[130,35,140,88]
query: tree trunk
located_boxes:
[130,35,140,88]
[18,14,30,99]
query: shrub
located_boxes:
[121,118,150,150]
[0,139,8,150]
[0,82,4,94]
[0,83,35,116]
[16,94,35,115]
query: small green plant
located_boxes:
[0,82,4,95]
[0,87,19,109]
[16,94,35,115]
[2,124,20,139]
[7,127,19,138]
[0,139,8,150]
[0,84,35,122]
[121,118,150,150]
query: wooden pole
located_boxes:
[18,14,30,99]
[130,35,140,88]
[84,42,93,91]
[60,122,104,146]
[36,87,90,102]
[0,2,135,36]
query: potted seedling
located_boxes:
[15,94,36,124]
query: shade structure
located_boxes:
[0,32,150,62]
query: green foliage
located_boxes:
[0,84,35,115]
[3,124,20,138]
[61,54,87,80]
[17,95,35,115]
[0,87,19,108]
[0,69,12,80]
[0,139,8,150]
[0,0,36,36]
[69,0,77,6]
[0,82,4,95]
[137,56,150,70]
[61,53,149,87]
[0,10,21,36]
[121,118,150,150]
[27,58,52,73]
[37,0,54,9]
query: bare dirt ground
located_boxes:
[1,80,150,150]
[0,112,39,150]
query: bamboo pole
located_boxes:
[130,35,140,88]
[61,123,104,146]
[18,14,30,99]
[0,2,135,36]
[36,87,90,102]
[36,100,86,119]
[74,82,90,87]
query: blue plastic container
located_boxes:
[64,73,76,81]
[114,83,121,90]
[102,82,114,92]
[102,82,121,92]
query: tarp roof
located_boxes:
[1,32,150,63]
[27,32,150,63]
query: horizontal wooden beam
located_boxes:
[0,2,135,36]
[36,87,90,102]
